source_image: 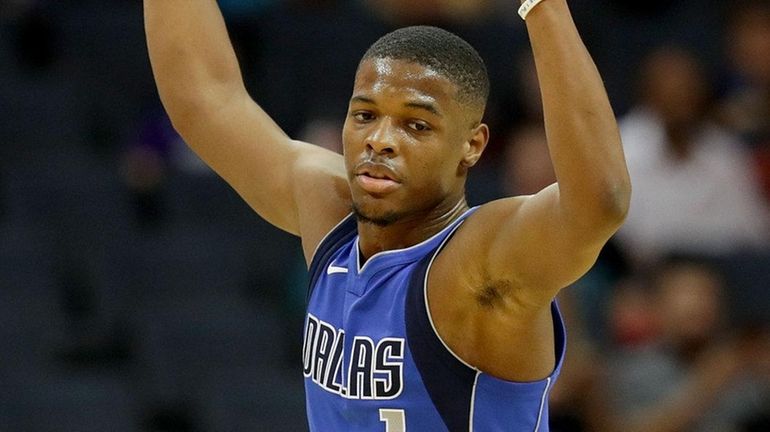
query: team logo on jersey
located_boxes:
[303,314,404,400]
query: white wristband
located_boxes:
[518,0,547,20]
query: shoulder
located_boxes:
[427,197,530,301]
[290,141,353,264]
[449,198,529,248]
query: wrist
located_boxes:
[518,0,547,20]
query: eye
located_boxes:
[407,120,431,132]
[353,111,375,122]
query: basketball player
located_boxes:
[144,0,631,430]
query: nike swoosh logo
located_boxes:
[327,265,349,275]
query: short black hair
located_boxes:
[360,26,490,112]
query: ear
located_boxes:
[461,123,489,168]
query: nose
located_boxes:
[366,118,398,155]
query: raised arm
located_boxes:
[144,1,349,254]
[467,0,631,301]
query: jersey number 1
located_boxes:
[379,408,406,432]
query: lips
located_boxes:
[354,161,401,195]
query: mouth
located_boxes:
[354,162,401,195]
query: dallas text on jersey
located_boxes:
[303,314,405,400]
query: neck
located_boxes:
[357,197,469,261]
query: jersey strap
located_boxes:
[307,214,357,301]
[405,219,478,430]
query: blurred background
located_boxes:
[0,0,769,431]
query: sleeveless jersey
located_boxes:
[302,207,566,431]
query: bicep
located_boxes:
[172,92,348,235]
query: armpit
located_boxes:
[475,279,514,308]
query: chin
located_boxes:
[351,201,402,227]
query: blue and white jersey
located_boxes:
[303,207,566,431]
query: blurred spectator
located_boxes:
[591,257,770,432]
[119,107,177,229]
[567,0,724,115]
[501,123,553,196]
[720,0,770,204]
[548,287,603,432]
[605,277,660,348]
[616,46,769,266]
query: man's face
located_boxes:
[342,57,482,226]
[657,264,722,347]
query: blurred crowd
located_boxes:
[0,0,768,431]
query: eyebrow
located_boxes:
[405,101,442,117]
[350,95,443,117]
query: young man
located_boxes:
[144,0,630,430]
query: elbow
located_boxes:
[569,176,631,230]
[560,177,631,234]
[164,101,202,135]
[156,88,204,132]
[601,177,632,227]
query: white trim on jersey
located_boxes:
[468,371,481,432]
[421,219,479,371]
[533,376,552,432]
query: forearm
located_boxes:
[144,0,245,123]
[524,0,630,226]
